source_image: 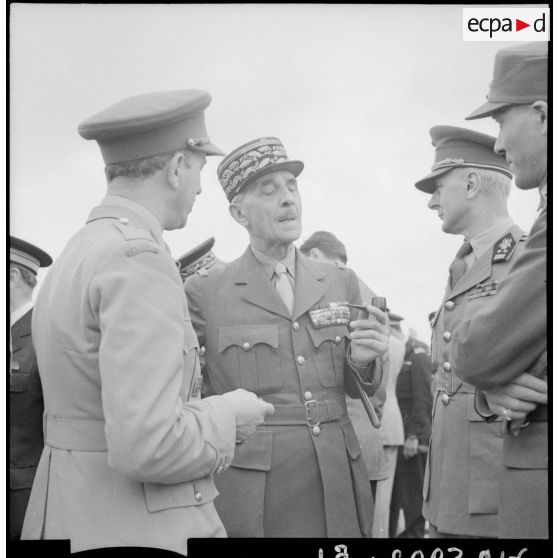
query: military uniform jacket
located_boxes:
[452,208,547,538]
[396,338,433,445]
[10,309,44,491]
[21,197,237,555]
[185,247,376,537]
[423,224,526,537]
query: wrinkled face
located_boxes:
[427,169,469,235]
[237,170,302,250]
[171,151,206,229]
[492,104,547,190]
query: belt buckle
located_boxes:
[305,400,320,427]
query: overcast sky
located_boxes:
[9,3,545,343]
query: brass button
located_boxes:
[194,492,203,502]
[443,331,452,342]
[293,321,300,330]
[297,356,305,365]
[312,426,321,436]
[304,391,313,401]
[334,335,341,343]
[242,342,250,351]
[199,346,206,356]
[444,300,456,311]
[443,362,451,372]
[441,393,450,405]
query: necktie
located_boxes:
[274,261,295,315]
[448,240,473,289]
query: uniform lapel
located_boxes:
[11,309,32,353]
[234,247,292,320]
[292,252,327,320]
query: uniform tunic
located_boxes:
[10,308,43,540]
[185,247,376,537]
[423,223,526,537]
[452,206,547,538]
[21,196,237,555]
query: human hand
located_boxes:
[221,389,275,443]
[349,306,389,365]
[403,436,419,460]
[484,373,548,422]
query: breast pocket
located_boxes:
[217,325,282,393]
[306,324,349,387]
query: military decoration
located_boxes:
[308,302,351,329]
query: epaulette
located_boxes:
[114,218,156,243]
[413,347,426,355]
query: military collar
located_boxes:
[11,300,33,326]
[468,217,514,260]
[250,243,296,281]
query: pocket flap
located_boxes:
[143,475,218,512]
[10,372,30,393]
[218,325,278,353]
[306,324,349,349]
[231,430,273,471]
[341,421,362,460]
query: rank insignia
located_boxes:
[125,244,159,257]
[492,233,516,263]
[467,279,498,300]
[190,376,203,399]
[308,302,350,328]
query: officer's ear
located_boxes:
[166,152,185,190]
[464,170,481,199]
[532,100,548,136]
[229,198,249,228]
[9,266,21,287]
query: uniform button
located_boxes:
[297,356,305,365]
[444,300,456,311]
[441,393,451,405]
[312,426,321,436]
[194,492,203,502]
[118,217,129,225]
[334,336,341,343]
[443,331,452,342]
[304,391,313,401]
[242,342,250,351]
[200,346,206,356]
[443,362,451,372]
[292,321,300,330]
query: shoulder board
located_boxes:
[413,347,426,355]
[114,220,156,243]
[492,232,518,263]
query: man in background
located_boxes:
[9,237,52,540]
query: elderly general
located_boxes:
[21,91,273,554]
[185,137,389,537]
[415,125,525,538]
[451,42,548,539]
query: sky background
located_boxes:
[9,3,545,344]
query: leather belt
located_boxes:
[45,416,107,452]
[264,398,346,426]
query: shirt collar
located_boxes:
[250,243,296,280]
[11,299,34,326]
[468,217,514,260]
[101,195,165,247]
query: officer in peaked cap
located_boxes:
[21,91,274,553]
[177,237,221,282]
[450,42,548,539]
[186,136,389,538]
[416,125,528,539]
[9,237,52,540]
